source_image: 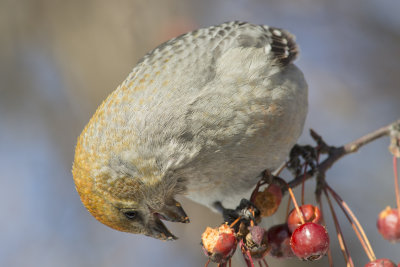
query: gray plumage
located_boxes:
[73,21,308,239]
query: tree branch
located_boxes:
[286,119,400,190]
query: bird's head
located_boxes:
[72,133,189,240]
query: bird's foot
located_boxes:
[214,199,260,231]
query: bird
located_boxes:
[72,21,308,241]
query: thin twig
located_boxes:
[287,186,305,224]
[272,161,288,176]
[324,188,354,267]
[327,186,376,261]
[316,192,333,267]
[230,217,241,228]
[326,185,376,261]
[240,239,254,267]
[245,249,255,267]
[393,156,400,216]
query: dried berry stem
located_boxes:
[326,185,376,261]
[326,185,375,261]
[250,210,255,227]
[324,188,354,267]
[245,250,254,267]
[287,186,305,224]
[272,161,288,176]
[239,240,254,267]
[316,193,333,267]
[230,217,241,228]
[205,259,210,267]
[393,156,400,216]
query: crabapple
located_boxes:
[377,206,400,242]
[364,258,397,267]
[267,223,295,258]
[287,204,322,233]
[290,222,329,261]
[201,224,237,264]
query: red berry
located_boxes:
[253,184,283,217]
[290,222,329,261]
[267,223,295,258]
[377,206,400,242]
[287,204,322,233]
[201,224,237,263]
[364,258,397,267]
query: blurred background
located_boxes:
[1,0,399,266]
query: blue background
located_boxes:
[1,0,400,266]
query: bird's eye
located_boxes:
[123,210,138,220]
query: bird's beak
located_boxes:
[149,215,177,241]
[148,200,190,240]
[157,200,190,223]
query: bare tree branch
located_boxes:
[286,119,400,190]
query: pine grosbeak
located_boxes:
[72,21,308,240]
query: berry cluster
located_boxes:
[287,204,328,260]
[201,184,330,266]
[200,126,400,266]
